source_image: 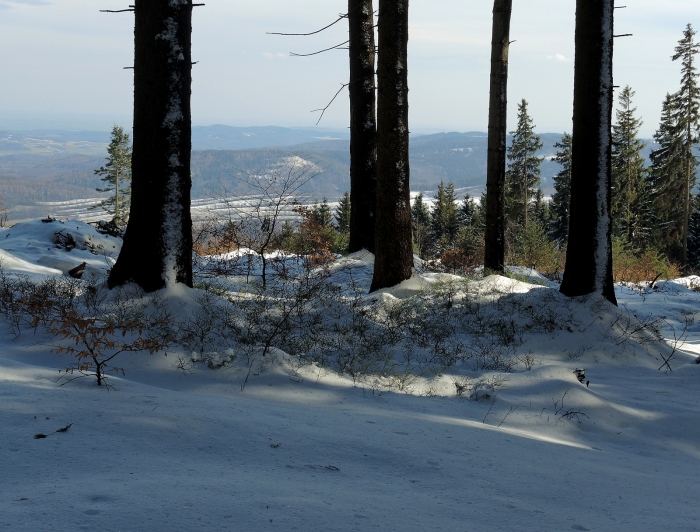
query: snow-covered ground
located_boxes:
[1,219,699,531]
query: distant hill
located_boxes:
[0,126,668,222]
[191,125,349,150]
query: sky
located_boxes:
[0,0,698,137]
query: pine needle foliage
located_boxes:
[90,125,132,229]
[505,99,543,229]
[611,86,649,247]
[549,133,572,245]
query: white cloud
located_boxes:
[548,53,568,62]
[262,52,287,60]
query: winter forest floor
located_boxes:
[1,219,699,531]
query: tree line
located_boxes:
[93,1,698,307]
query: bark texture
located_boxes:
[370,0,413,292]
[348,0,377,253]
[484,0,512,274]
[560,0,617,305]
[109,0,194,292]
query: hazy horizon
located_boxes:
[1,1,699,138]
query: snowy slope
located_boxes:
[1,220,699,531]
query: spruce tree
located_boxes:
[549,133,572,245]
[505,99,543,229]
[687,193,700,270]
[313,198,332,228]
[334,191,351,233]
[611,86,648,246]
[649,93,686,255]
[91,124,132,229]
[430,181,459,247]
[532,189,550,228]
[457,193,477,228]
[671,23,700,266]
[411,192,432,257]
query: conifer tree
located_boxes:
[411,192,431,257]
[313,198,332,228]
[334,191,351,233]
[91,125,132,229]
[611,86,648,246]
[649,94,686,256]
[430,181,459,246]
[549,133,572,245]
[458,193,477,228]
[532,189,550,228]
[687,193,700,270]
[505,99,543,229]
[671,23,700,266]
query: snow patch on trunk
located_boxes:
[157,10,188,287]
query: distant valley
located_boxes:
[0,124,654,223]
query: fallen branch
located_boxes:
[34,423,73,439]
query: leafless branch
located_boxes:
[268,14,348,36]
[311,83,348,125]
[291,40,349,57]
[497,404,521,428]
[100,6,134,12]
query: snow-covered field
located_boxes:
[1,219,699,531]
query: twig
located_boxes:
[497,404,521,428]
[482,390,499,423]
[268,14,348,36]
[312,83,348,125]
[552,389,569,415]
[290,40,349,57]
[34,423,73,439]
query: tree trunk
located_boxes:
[115,167,120,226]
[683,122,692,266]
[523,151,528,230]
[484,0,512,274]
[109,0,194,292]
[348,0,377,254]
[560,0,617,305]
[370,0,412,292]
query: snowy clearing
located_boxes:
[1,219,699,531]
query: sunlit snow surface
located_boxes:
[1,220,699,531]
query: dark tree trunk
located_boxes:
[483,0,512,274]
[109,0,194,292]
[560,0,617,305]
[370,0,412,292]
[348,0,377,254]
